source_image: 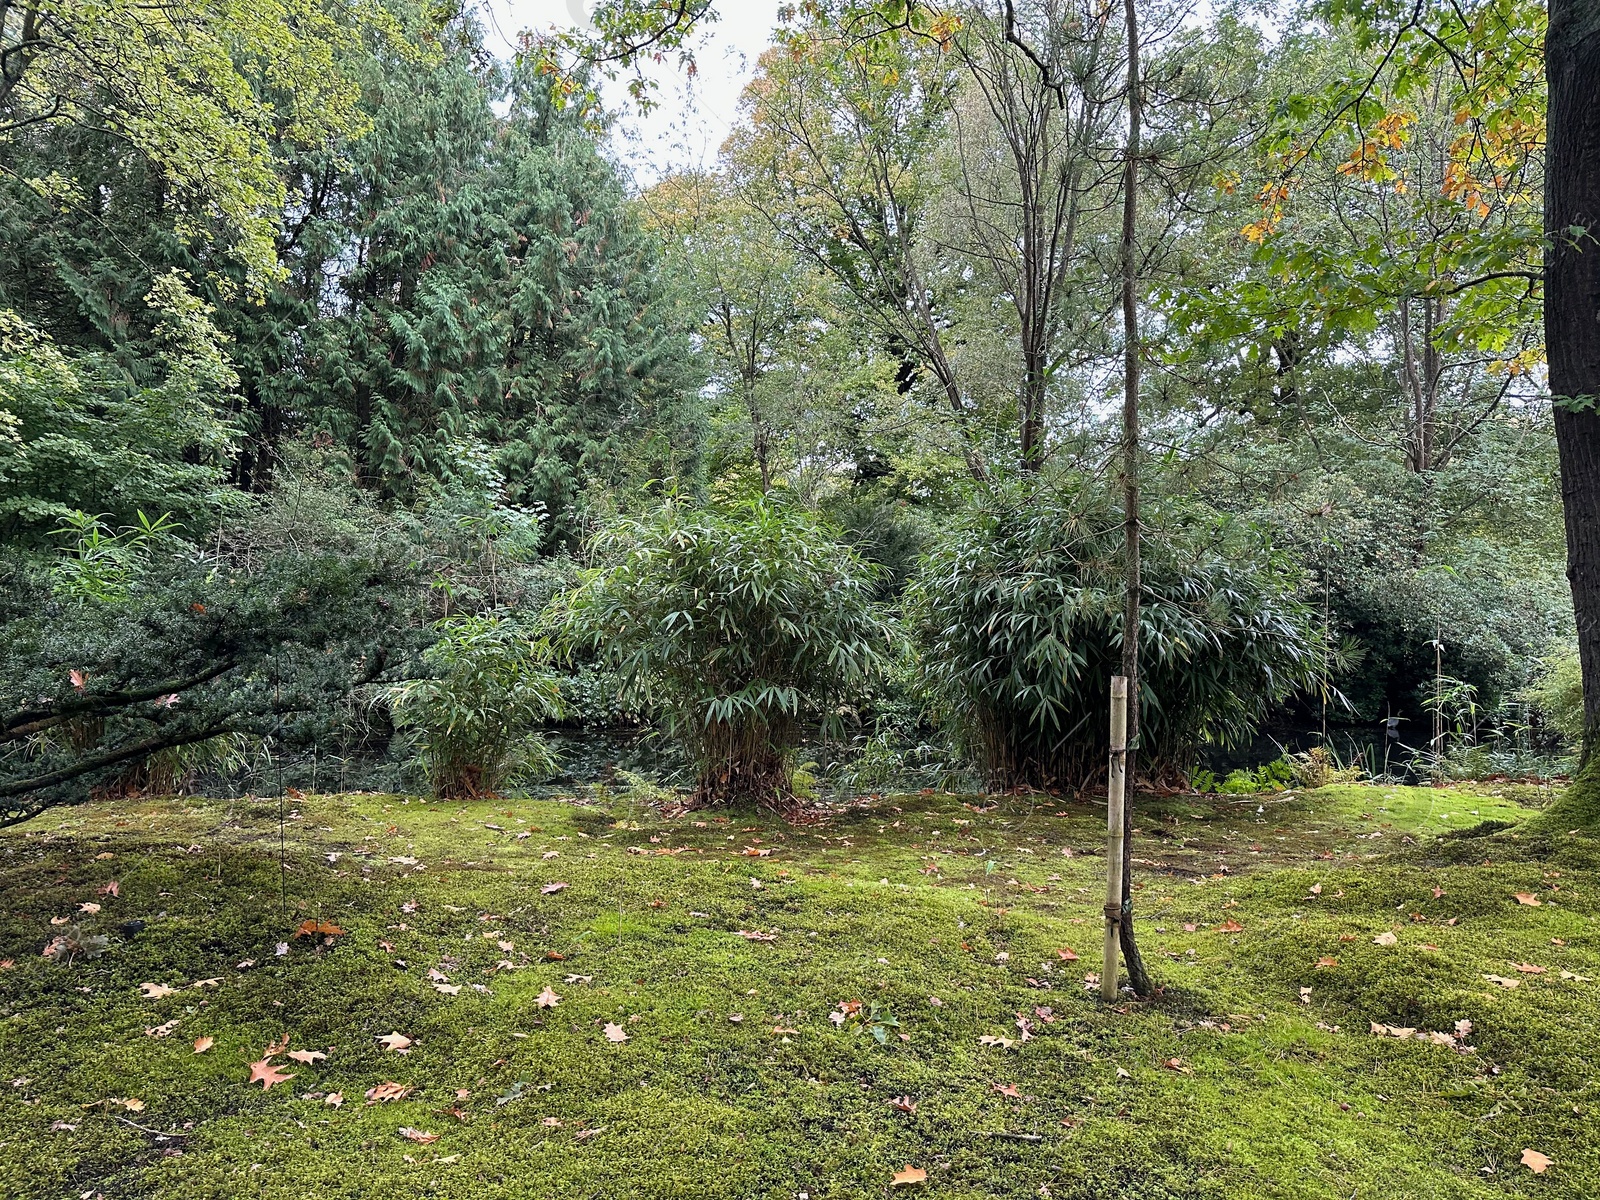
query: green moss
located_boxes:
[1,784,1595,1197]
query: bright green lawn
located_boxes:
[0,782,1595,1199]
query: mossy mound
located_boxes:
[1,783,1595,1198]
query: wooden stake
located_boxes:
[1103,676,1129,1002]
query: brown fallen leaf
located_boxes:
[890,1096,917,1114]
[365,1082,412,1103]
[264,1033,290,1056]
[1218,920,1244,933]
[398,1127,439,1145]
[541,882,569,895]
[735,930,777,942]
[891,1166,928,1187]
[536,987,561,1009]
[192,1037,214,1054]
[78,902,101,915]
[377,1032,414,1053]
[1514,892,1542,907]
[247,1059,296,1090]
[98,881,120,897]
[1056,947,1079,962]
[1163,1057,1193,1073]
[287,1050,327,1065]
[603,1023,628,1043]
[325,1092,344,1108]
[993,1082,1022,1098]
[139,982,178,1000]
[1483,974,1521,989]
[1315,956,1339,968]
[1373,932,1399,946]
[1521,1148,1553,1174]
[978,1035,1015,1049]
[1513,963,1546,975]
[145,1019,181,1039]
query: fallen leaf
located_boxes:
[325,1092,344,1108]
[536,987,561,1009]
[993,1082,1022,1098]
[1513,963,1546,975]
[145,1019,180,1039]
[1370,1022,1417,1040]
[1055,948,1079,962]
[1521,1148,1553,1174]
[1314,957,1339,968]
[247,1059,296,1090]
[398,1128,439,1145]
[1483,974,1521,989]
[121,1098,145,1112]
[1309,884,1322,896]
[890,1166,927,1187]
[541,882,569,895]
[1373,932,1399,946]
[1163,1058,1193,1073]
[287,1050,327,1065]
[1218,920,1243,933]
[603,1023,628,1043]
[434,983,462,996]
[78,902,101,915]
[1561,970,1594,982]
[193,1037,214,1054]
[735,930,777,942]
[1514,893,1542,907]
[97,881,120,898]
[978,1035,1015,1049]
[365,1082,412,1103]
[264,1033,290,1056]
[378,1032,413,1053]
[139,982,177,1000]
[890,1096,917,1113]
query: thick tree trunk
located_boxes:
[1117,0,1153,996]
[1548,0,1600,826]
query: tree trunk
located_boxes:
[1117,0,1153,996]
[1547,0,1600,826]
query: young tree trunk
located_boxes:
[1547,0,1600,826]
[1117,0,1153,996]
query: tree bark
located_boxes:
[1548,0,1600,826]
[1117,0,1153,996]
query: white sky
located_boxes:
[475,1,784,185]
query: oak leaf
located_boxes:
[365,1082,412,1103]
[287,1050,327,1065]
[603,1023,628,1043]
[398,1127,439,1145]
[541,882,569,895]
[377,1031,413,1053]
[1218,920,1244,933]
[247,1059,296,1090]
[536,987,561,1008]
[1373,932,1399,946]
[891,1166,927,1187]
[193,1037,214,1054]
[139,982,178,1000]
[993,1082,1022,1097]
[1514,893,1542,907]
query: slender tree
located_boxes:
[1116,0,1152,997]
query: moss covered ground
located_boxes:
[0,781,1595,1199]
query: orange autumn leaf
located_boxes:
[292,919,345,939]
[1218,920,1243,933]
[192,1037,214,1054]
[891,1166,928,1187]
[247,1059,296,1090]
[1521,1148,1553,1174]
[1514,892,1542,907]
[1056,948,1079,962]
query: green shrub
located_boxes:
[558,496,892,809]
[910,482,1320,791]
[389,615,562,799]
[1524,645,1584,750]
